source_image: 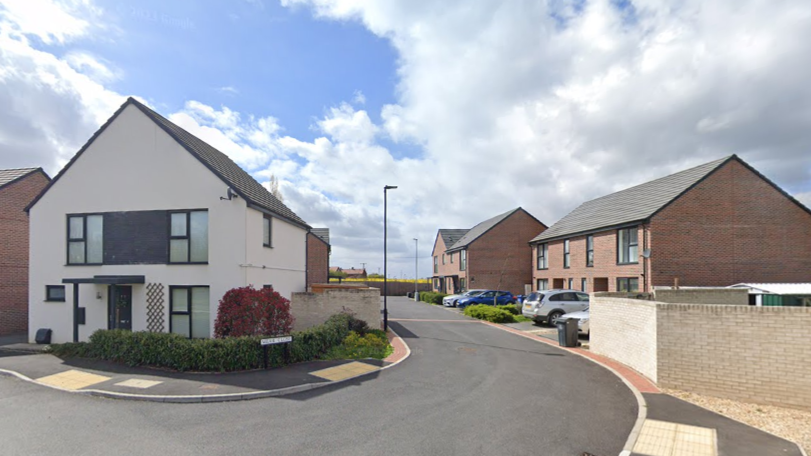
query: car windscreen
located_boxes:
[526,292,540,301]
[466,290,485,297]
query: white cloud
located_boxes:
[217,86,239,95]
[0,0,124,172]
[3,0,811,278]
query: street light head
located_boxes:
[384,185,398,190]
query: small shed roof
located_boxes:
[729,283,811,295]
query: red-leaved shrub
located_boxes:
[214,286,294,338]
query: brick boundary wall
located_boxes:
[291,288,381,330]
[592,296,811,411]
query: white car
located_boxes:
[442,289,486,307]
[521,290,590,325]
[560,308,590,335]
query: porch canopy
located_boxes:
[62,276,145,342]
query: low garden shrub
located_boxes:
[48,313,355,372]
[419,291,448,305]
[496,304,519,315]
[214,285,293,338]
[463,304,516,323]
[323,329,391,360]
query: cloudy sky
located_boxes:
[2,0,810,279]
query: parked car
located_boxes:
[457,290,515,309]
[521,290,589,325]
[443,289,487,307]
[559,307,589,335]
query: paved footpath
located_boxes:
[0,331,408,402]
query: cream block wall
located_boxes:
[28,104,308,343]
[590,296,659,382]
[591,296,811,411]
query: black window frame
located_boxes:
[460,250,467,271]
[536,243,548,270]
[45,285,66,302]
[563,239,570,269]
[537,278,548,291]
[567,278,573,289]
[617,277,640,292]
[66,213,104,266]
[617,227,639,265]
[168,210,209,265]
[263,215,272,248]
[586,235,594,267]
[450,253,454,264]
[433,256,438,273]
[442,254,445,265]
[460,277,465,292]
[581,278,587,292]
[169,285,210,339]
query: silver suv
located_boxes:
[521,289,590,325]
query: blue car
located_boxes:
[457,290,515,309]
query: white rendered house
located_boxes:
[27,98,310,343]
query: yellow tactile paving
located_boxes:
[309,361,379,381]
[114,379,163,389]
[36,370,111,391]
[633,419,717,456]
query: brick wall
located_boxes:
[306,233,329,287]
[590,296,659,382]
[650,159,811,286]
[0,171,49,335]
[290,288,381,330]
[533,228,644,292]
[592,296,811,411]
[466,209,546,295]
[653,288,748,305]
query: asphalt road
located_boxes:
[0,297,636,456]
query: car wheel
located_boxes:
[547,311,563,326]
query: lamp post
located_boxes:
[413,238,418,301]
[383,185,397,332]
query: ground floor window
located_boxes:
[170,286,210,338]
[537,279,548,290]
[581,278,587,292]
[616,277,639,292]
[45,285,66,302]
[567,278,573,289]
[460,278,466,292]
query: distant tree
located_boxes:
[269,174,284,202]
[368,273,384,279]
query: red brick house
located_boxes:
[343,268,367,280]
[0,168,50,335]
[530,155,811,293]
[432,208,547,295]
[306,228,330,288]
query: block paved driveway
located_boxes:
[0,297,636,456]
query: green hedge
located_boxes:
[496,304,520,315]
[419,291,448,305]
[463,304,516,323]
[48,314,354,372]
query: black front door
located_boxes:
[109,285,132,330]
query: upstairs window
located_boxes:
[618,227,639,264]
[563,239,570,268]
[433,256,438,273]
[263,216,272,247]
[442,254,445,265]
[170,210,208,263]
[537,243,548,270]
[586,235,594,267]
[460,250,467,271]
[450,253,454,264]
[67,214,103,265]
